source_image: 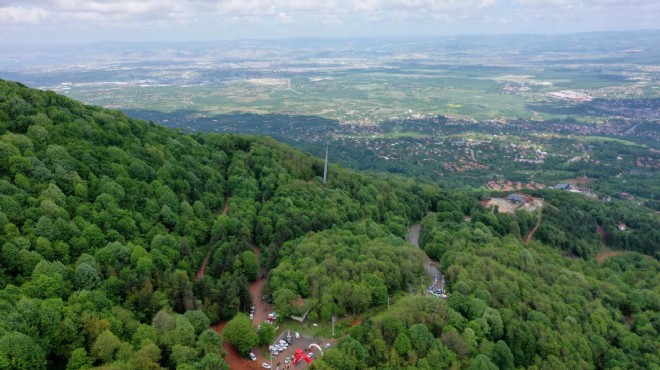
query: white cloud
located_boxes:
[514,0,571,5]
[278,0,340,13]
[0,6,48,24]
[276,11,293,24]
[215,0,277,16]
[0,0,658,41]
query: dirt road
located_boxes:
[212,320,264,370]
[523,222,540,244]
[250,246,273,327]
[523,210,542,244]
[594,225,625,264]
[212,245,274,369]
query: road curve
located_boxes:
[407,224,443,284]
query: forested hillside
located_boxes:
[0,79,658,370]
[0,79,437,369]
[312,204,659,369]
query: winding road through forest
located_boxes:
[407,224,443,288]
[210,221,443,369]
[195,195,276,369]
[523,208,543,244]
[212,246,273,370]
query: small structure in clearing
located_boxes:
[485,195,543,214]
[507,193,534,204]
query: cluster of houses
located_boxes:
[486,180,546,192]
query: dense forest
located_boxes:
[0,79,436,368]
[0,79,658,369]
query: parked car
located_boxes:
[249,313,254,320]
[308,352,314,358]
[249,353,257,361]
[295,332,300,339]
[324,343,331,348]
[261,363,271,369]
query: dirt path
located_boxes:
[523,210,542,244]
[596,225,606,247]
[594,225,626,264]
[592,225,652,264]
[195,196,230,282]
[594,250,627,264]
[195,252,211,282]
[222,196,230,214]
[202,197,276,369]
[212,321,264,370]
[523,223,539,244]
[250,246,273,327]
[211,245,274,369]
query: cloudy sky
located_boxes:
[1,0,658,44]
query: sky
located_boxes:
[1,0,659,44]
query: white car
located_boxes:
[324,343,331,348]
[308,352,314,358]
[261,363,271,369]
[295,332,300,339]
[249,353,257,361]
[249,313,254,320]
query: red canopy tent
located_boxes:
[292,349,312,365]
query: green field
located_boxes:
[61,63,658,125]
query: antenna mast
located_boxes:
[323,144,329,184]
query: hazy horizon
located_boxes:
[2,28,660,47]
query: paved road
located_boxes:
[407,224,443,287]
